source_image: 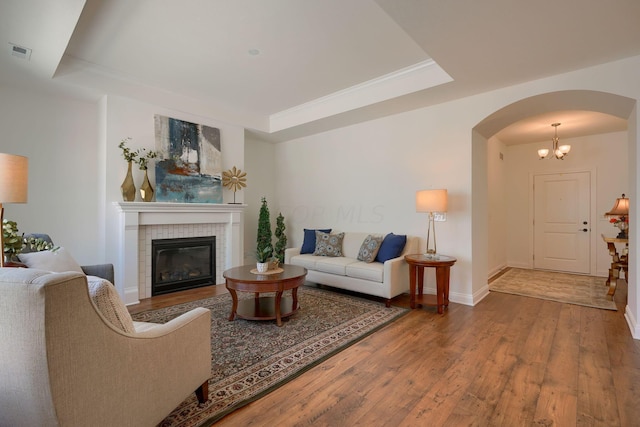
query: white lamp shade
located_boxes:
[0,153,28,203]
[538,148,549,159]
[416,189,447,213]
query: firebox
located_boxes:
[151,236,216,296]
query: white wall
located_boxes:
[487,136,508,277]
[266,56,640,317]
[273,99,474,304]
[0,85,102,264]
[504,131,628,276]
[244,133,277,264]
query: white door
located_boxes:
[533,172,590,274]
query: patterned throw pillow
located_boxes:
[313,231,345,257]
[357,234,384,263]
[300,228,332,254]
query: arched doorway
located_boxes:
[471,90,639,337]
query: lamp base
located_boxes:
[424,249,440,260]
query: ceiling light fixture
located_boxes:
[538,122,571,160]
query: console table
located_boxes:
[602,234,628,300]
[405,254,457,314]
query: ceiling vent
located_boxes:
[9,43,31,60]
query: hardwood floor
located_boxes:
[128,279,640,426]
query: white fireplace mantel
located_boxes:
[114,202,246,305]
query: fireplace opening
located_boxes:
[152,236,216,296]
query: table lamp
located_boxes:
[416,189,448,258]
[605,193,629,239]
[0,153,28,267]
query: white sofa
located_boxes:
[285,231,418,306]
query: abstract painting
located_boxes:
[154,115,222,203]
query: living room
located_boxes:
[2,1,640,425]
[1,0,639,324]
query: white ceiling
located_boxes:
[1,0,639,142]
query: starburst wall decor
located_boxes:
[222,166,247,204]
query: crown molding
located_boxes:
[269,59,452,132]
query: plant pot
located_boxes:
[256,262,269,273]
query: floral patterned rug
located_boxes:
[132,286,408,426]
[489,268,617,310]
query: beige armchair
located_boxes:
[0,267,211,427]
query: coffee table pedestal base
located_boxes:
[231,295,298,326]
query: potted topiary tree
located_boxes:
[255,197,273,272]
[274,212,287,265]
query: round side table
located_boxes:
[404,254,457,314]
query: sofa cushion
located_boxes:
[86,276,136,334]
[289,254,319,270]
[357,234,384,263]
[314,231,345,257]
[17,247,84,273]
[375,233,407,262]
[301,228,332,254]
[346,261,384,282]
[314,256,357,275]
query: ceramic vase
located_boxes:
[256,262,269,273]
[140,169,154,202]
[120,161,136,202]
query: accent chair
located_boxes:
[0,267,211,426]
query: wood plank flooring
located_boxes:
[128,278,640,426]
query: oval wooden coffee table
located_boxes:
[223,264,307,327]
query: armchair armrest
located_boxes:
[133,307,210,338]
[81,264,115,284]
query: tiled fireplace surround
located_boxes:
[115,202,245,305]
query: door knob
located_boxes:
[580,228,588,232]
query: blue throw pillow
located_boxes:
[300,228,332,254]
[375,233,407,262]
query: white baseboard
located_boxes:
[625,305,640,339]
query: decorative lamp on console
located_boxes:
[606,193,629,239]
[0,153,28,267]
[416,189,448,259]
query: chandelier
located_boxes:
[538,122,571,160]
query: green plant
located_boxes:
[255,245,273,263]
[274,212,287,264]
[135,148,158,170]
[118,137,138,163]
[24,236,54,252]
[256,197,273,262]
[2,219,54,259]
[2,219,22,258]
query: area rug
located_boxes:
[489,268,617,311]
[131,286,408,426]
